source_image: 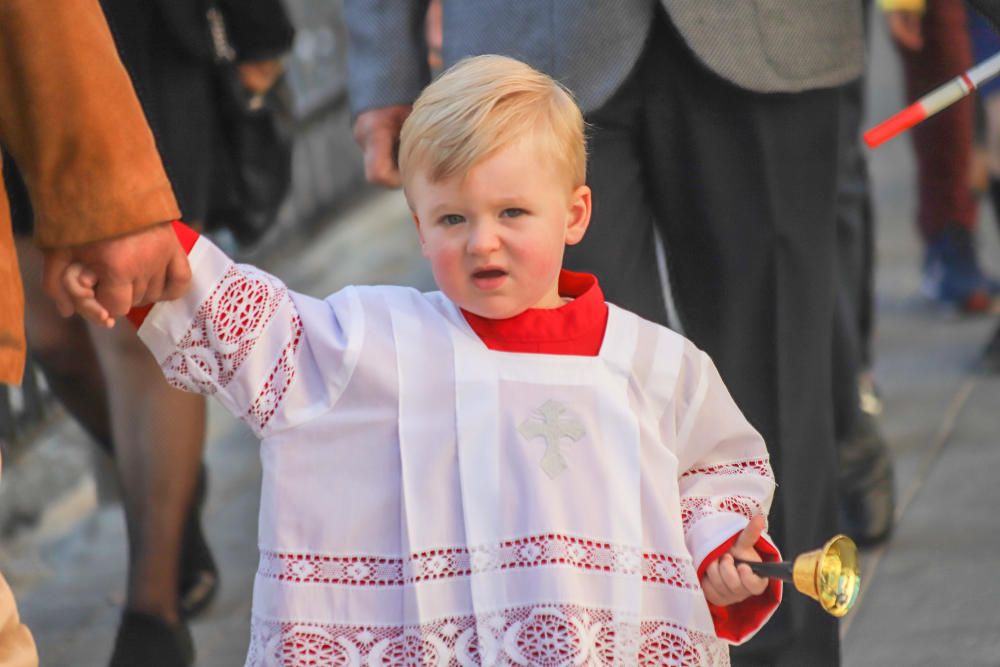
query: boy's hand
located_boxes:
[61,262,115,328]
[701,515,769,607]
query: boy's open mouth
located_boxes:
[471,267,508,290]
[472,268,507,279]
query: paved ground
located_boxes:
[4,16,1000,667]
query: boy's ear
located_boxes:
[564,185,592,246]
[412,212,429,255]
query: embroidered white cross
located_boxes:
[518,400,586,479]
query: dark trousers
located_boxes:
[566,12,842,665]
[833,76,874,442]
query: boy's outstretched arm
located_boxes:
[66,221,358,440]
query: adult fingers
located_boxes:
[129,272,152,307]
[95,278,135,318]
[363,127,401,187]
[159,250,192,302]
[141,265,167,305]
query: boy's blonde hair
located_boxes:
[398,55,586,192]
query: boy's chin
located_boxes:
[457,299,525,320]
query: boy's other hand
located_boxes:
[701,515,769,607]
[353,105,411,187]
[42,221,191,320]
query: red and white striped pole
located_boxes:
[864,51,1000,149]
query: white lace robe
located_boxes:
[138,237,780,666]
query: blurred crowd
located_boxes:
[1,0,999,666]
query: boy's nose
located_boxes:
[466,221,502,255]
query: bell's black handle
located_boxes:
[735,560,794,583]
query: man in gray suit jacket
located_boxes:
[345,3,863,665]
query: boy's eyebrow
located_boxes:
[425,194,529,218]
[426,200,459,218]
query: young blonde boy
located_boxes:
[66,55,781,665]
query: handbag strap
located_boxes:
[207,4,236,64]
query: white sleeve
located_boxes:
[668,342,779,568]
[137,236,362,438]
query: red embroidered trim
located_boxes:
[246,604,729,666]
[246,313,303,432]
[162,265,287,395]
[680,495,762,533]
[258,534,700,590]
[680,458,773,481]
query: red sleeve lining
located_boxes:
[126,221,198,328]
[697,532,783,643]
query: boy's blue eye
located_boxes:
[500,208,526,218]
[440,214,465,226]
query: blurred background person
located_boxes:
[835,78,897,549]
[835,2,896,551]
[967,5,1000,369]
[882,0,1000,313]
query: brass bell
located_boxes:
[739,534,861,617]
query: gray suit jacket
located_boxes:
[345,0,864,116]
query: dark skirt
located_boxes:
[101,0,224,224]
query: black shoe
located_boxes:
[109,611,194,667]
[178,466,219,618]
[839,412,895,548]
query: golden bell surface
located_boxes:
[791,534,860,617]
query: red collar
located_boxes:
[461,270,609,356]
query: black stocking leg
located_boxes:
[88,322,207,624]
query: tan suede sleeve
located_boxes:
[0,175,25,385]
[0,570,36,667]
[0,0,180,249]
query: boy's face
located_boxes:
[409,140,591,319]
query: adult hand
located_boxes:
[701,515,769,607]
[352,105,412,187]
[238,59,284,95]
[886,10,924,51]
[42,221,192,320]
